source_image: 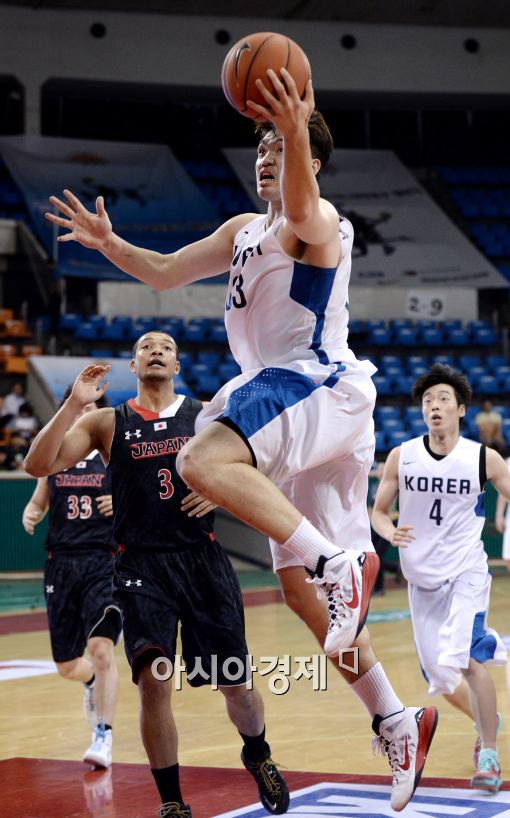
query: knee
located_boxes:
[138,662,171,703]
[221,684,258,708]
[56,659,79,679]
[88,638,115,673]
[176,440,209,491]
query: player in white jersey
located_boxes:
[494,457,510,575]
[372,363,509,793]
[45,71,437,811]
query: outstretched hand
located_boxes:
[69,365,110,411]
[45,189,112,250]
[247,67,314,135]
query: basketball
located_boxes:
[221,32,311,119]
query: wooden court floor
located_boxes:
[0,575,509,814]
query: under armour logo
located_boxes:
[45,585,54,594]
[125,429,141,440]
[125,579,142,587]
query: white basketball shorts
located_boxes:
[408,568,506,697]
[195,360,376,568]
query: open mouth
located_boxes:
[148,360,165,368]
[259,172,275,182]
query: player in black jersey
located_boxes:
[24,331,289,818]
[22,388,121,770]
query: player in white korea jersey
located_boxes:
[45,71,437,811]
[372,364,509,794]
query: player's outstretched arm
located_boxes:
[24,365,112,477]
[22,477,50,534]
[372,447,415,548]
[45,190,254,291]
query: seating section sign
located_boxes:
[224,147,507,289]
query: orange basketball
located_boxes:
[221,32,311,119]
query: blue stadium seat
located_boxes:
[218,361,241,382]
[209,323,229,344]
[193,372,222,395]
[59,312,81,331]
[473,327,498,346]
[375,430,387,451]
[75,321,99,341]
[476,375,501,395]
[421,327,444,347]
[160,317,184,336]
[448,328,470,346]
[459,354,481,370]
[488,355,508,370]
[183,319,210,343]
[409,418,428,437]
[177,350,194,368]
[386,430,409,449]
[374,405,401,422]
[369,326,392,345]
[394,327,418,347]
[117,350,133,359]
[403,406,422,422]
[196,350,220,368]
[395,375,415,394]
[407,355,428,369]
[380,355,403,369]
[102,322,127,341]
[90,348,113,359]
[432,354,456,367]
[372,375,393,396]
[379,418,404,435]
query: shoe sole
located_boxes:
[394,706,439,813]
[355,552,380,639]
[470,775,502,793]
[82,753,111,769]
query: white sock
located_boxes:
[350,662,405,720]
[282,517,341,571]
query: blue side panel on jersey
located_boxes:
[289,260,337,365]
[474,491,486,517]
[470,611,497,662]
[223,367,321,439]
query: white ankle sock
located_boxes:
[282,517,341,572]
[350,662,405,720]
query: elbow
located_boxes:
[23,456,46,477]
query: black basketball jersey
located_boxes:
[45,451,114,552]
[108,395,215,551]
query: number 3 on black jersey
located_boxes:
[429,498,443,526]
[158,468,174,500]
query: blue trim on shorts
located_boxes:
[474,491,486,517]
[470,611,497,662]
[289,260,337,365]
[223,368,321,439]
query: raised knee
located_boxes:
[56,660,78,679]
[176,443,208,491]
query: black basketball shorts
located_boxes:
[44,549,122,663]
[113,540,249,687]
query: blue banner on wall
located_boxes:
[0,135,220,279]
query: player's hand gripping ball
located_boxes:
[221,31,311,119]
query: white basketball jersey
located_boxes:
[225,214,358,376]
[398,436,487,588]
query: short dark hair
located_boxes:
[59,385,109,410]
[131,332,179,360]
[412,363,472,407]
[255,110,334,177]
